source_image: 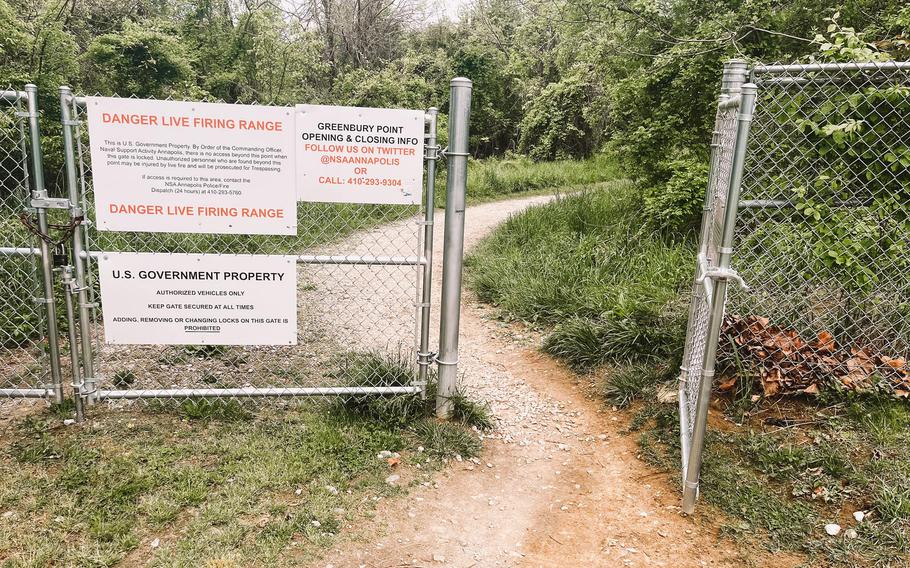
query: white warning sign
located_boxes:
[86,96,297,235]
[295,104,424,204]
[98,252,297,345]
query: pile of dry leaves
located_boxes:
[722,314,910,399]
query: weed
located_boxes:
[411,419,481,459]
[333,351,492,431]
[112,369,136,388]
[601,364,668,408]
[450,393,493,431]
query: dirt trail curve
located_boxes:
[316,195,757,568]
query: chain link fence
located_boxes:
[678,89,740,479]
[681,59,910,512]
[0,88,54,400]
[64,93,431,403]
[726,62,910,399]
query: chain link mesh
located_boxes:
[679,100,739,471]
[726,63,910,398]
[0,89,50,397]
[69,94,426,403]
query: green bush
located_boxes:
[643,156,709,236]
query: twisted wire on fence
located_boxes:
[68,94,426,403]
[725,63,910,398]
[0,89,50,397]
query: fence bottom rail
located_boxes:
[93,386,422,400]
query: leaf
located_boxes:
[815,331,836,352]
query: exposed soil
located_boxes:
[316,196,792,568]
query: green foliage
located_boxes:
[642,156,710,235]
[0,403,446,565]
[518,66,601,161]
[84,21,195,98]
[601,363,671,408]
[635,393,910,566]
[784,76,910,292]
[440,153,618,207]
[333,351,492,432]
[411,419,482,458]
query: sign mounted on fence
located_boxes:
[295,105,424,204]
[86,97,297,235]
[98,253,297,345]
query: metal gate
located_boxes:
[680,59,910,512]
[0,79,472,418]
[63,91,443,405]
[0,85,63,404]
[678,61,757,513]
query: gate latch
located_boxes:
[697,267,749,291]
[30,195,71,210]
[79,377,98,398]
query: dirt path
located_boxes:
[315,195,760,568]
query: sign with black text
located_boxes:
[295,104,424,204]
[86,97,297,235]
[98,253,297,345]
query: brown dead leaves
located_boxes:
[723,315,910,398]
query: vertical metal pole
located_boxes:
[682,83,757,514]
[59,86,96,403]
[61,267,84,422]
[24,84,64,404]
[436,78,472,418]
[678,59,747,484]
[417,108,439,396]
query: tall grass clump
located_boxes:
[333,351,493,431]
[467,181,692,372]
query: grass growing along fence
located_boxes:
[0,352,489,566]
[466,182,910,566]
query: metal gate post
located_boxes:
[59,86,96,404]
[24,84,65,404]
[436,78,472,418]
[417,107,439,396]
[682,82,757,514]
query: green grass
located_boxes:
[466,180,910,566]
[436,153,619,207]
[467,182,692,371]
[0,353,487,566]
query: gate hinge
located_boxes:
[62,119,82,127]
[424,144,440,161]
[79,377,98,398]
[697,267,749,290]
[439,146,469,160]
